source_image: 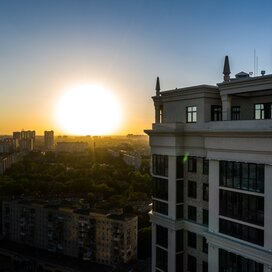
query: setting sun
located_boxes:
[56,85,122,135]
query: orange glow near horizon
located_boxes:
[55,85,122,136]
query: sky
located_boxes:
[1,0,272,135]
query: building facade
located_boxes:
[2,200,137,266]
[44,130,54,150]
[145,56,272,272]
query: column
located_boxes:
[152,222,156,272]
[155,104,161,123]
[168,156,176,220]
[221,94,231,121]
[168,229,176,272]
[208,160,219,233]
[208,244,219,272]
[264,164,272,250]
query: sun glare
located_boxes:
[56,85,122,135]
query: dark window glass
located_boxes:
[219,218,264,246]
[156,247,168,272]
[203,184,209,201]
[176,253,183,272]
[202,237,208,253]
[156,225,168,248]
[203,158,209,175]
[219,161,264,193]
[153,200,168,215]
[211,105,222,121]
[219,249,263,272]
[203,209,209,225]
[188,181,197,198]
[187,106,197,123]
[176,180,183,203]
[188,206,197,222]
[176,156,184,178]
[187,255,197,272]
[153,177,168,200]
[176,204,183,219]
[187,231,197,249]
[152,155,168,177]
[202,261,208,272]
[188,157,197,172]
[176,230,183,252]
[220,189,264,226]
[231,106,240,120]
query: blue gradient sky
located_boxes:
[1,0,272,134]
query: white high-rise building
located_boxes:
[145,56,272,272]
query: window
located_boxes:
[203,158,209,175]
[202,237,208,253]
[219,218,264,246]
[188,157,197,172]
[153,177,168,200]
[153,200,168,215]
[156,225,168,248]
[176,180,183,203]
[211,105,222,121]
[219,190,264,226]
[203,184,209,201]
[202,261,208,272]
[203,209,209,225]
[176,156,184,178]
[188,206,197,222]
[220,161,264,193]
[187,106,197,123]
[156,247,168,272]
[187,231,197,249]
[187,255,197,272]
[188,181,197,198]
[152,154,168,176]
[219,249,263,272]
[176,230,183,252]
[255,103,272,119]
[255,104,265,119]
[176,253,183,272]
[231,106,240,120]
[176,205,183,219]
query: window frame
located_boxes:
[186,106,197,123]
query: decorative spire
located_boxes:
[223,55,231,82]
[155,77,160,96]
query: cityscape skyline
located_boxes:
[1,1,272,135]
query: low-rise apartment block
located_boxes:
[2,199,137,266]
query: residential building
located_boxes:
[44,130,54,150]
[13,130,35,152]
[145,56,272,272]
[2,199,137,266]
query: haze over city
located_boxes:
[1,0,272,135]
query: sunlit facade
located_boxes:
[145,57,272,272]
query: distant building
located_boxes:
[44,130,54,150]
[2,200,138,266]
[0,153,21,174]
[145,57,272,272]
[121,151,142,170]
[56,142,88,153]
[13,130,35,152]
[0,138,18,154]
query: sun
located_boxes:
[56,85,122,135]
